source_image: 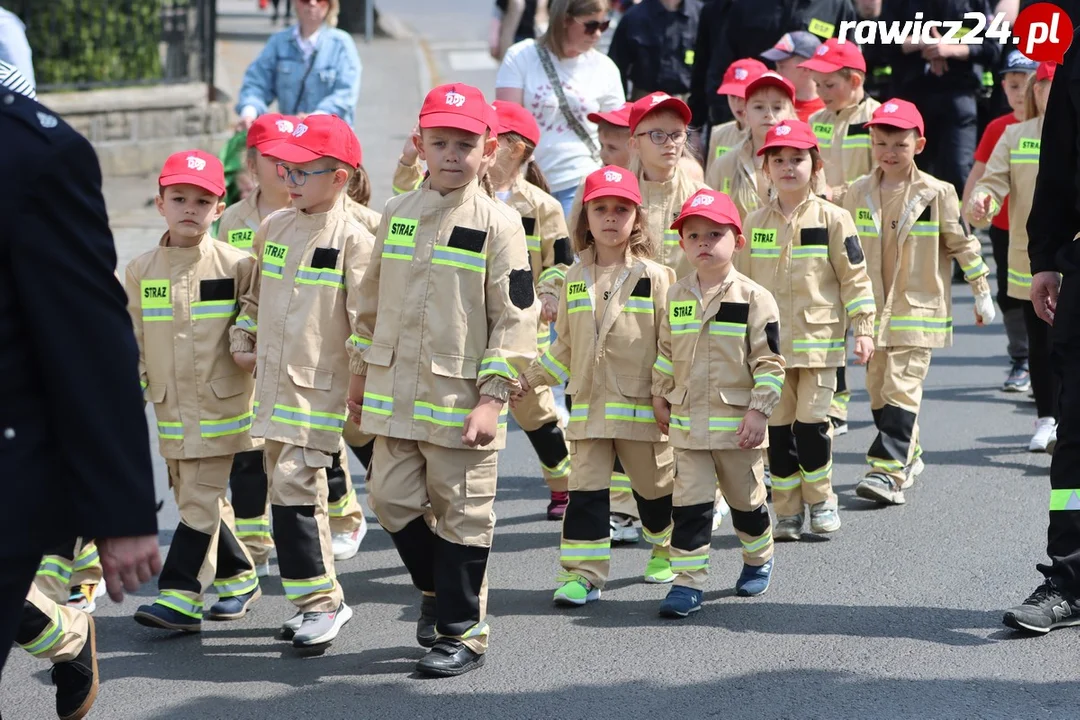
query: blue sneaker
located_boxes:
[735,560,773,597]
[658,586,703,618]
[206,587,262,621]
[134,600,202,632]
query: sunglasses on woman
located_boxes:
[573,17,611,35]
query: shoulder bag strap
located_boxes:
[535,45,601,164]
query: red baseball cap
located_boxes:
[671,188,743,235]
[492,100,540,146]
[159,150,226,197]
[265,115,362,167]
[716,58,769,97]
[757,119,819,155]
[628,92,693,133]
[419,83,495,136]
[246,113,301,152]
[587,103,632,128]
[744,71,796,102]
[582,165,642,205]
[866,98,925,136]
[798,38,867,73]
[1037,61,1057,82]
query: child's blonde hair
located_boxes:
[346,164,372,206]
[572,201,655,258]
[1024,73,1049,121]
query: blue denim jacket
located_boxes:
[236,26,361,127]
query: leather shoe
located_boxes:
[415,639,485,677]
[52,614,98,720]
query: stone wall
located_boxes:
[37,82,233,177]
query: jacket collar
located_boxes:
[419,176,481,209]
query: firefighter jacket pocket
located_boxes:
[364,343,395,367]
[804,306,840,325]
[718,388,752,407]
[209,374,249,399]
[904,291,941,310]
[287,365,333,391]
[612,374,652,398]
[431,353,479,380]
[147,383,167,404]
[303,446,334,469]
[666,385,688,405]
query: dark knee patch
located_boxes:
[671,502,712,550]
[524,421,569,468]
[793,421,831,471]
[433,537,489,637]
[389,516,436,593]
[767,425,800,477]
[159,522,212,594]
[633,490,673,535]
[729,505,771,537]
[563,488,610,541]
[271,505,325,580]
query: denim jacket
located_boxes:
[236,25,361,127]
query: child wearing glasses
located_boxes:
[230,114,374,648]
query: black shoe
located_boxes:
[415,638,485,677]
[1003,581,1080,634]
[52,614,98,720]
[416,595,437,648]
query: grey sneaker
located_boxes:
[773,514,804,541]
[1003,360,1031,393]
[809,498,841,533]
[902,454,925,489]
[281,611,303,640]
[856,473,906,505]
[291,602,353,647]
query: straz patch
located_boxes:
[263,242,288,263]
[857,208,874,223]
[1019,138,1041,152]
[141,279,170,306]
[567,281,588,300]
[812,122,835,140]
[669,300,697,322]
[388,217,418,244]
[750,228,777,247]
[227,228,254,248]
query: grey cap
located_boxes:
[761,31,822,62]
[1001,50,1038,75]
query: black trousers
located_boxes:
[0,553,43,677]
[1023,300,1057,419]
[913,91,978,198]
[1041,273,1080,591]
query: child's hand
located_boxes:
[509,376,530,408]
[853,335,875,365]
[974,292,996,326]
[652,395,671,435]
[540,294,559,323]
[463,396,503,447]
[401,125,420,165]
[232,351,256,375]
[967,193,992,224]
[736,409,767,449]
[347,375,366,425]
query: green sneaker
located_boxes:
[644,553,676,584]
[553,575,600,606]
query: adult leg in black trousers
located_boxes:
[990,226,1031,387]
[1023,301,1059,420]
[0,553,45,675]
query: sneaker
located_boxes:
[416,594,437,648]
[809,498,841,533]
[712,495,730,532]
[553,575,600,606]
[773,514,804,541]
[133,602,202,633]
[1003,581,1080,634]
[1030,417,1058,453]
[206,587,262,621]
[67,581,106,614]
[255,561,271,578]
[735,560,773,597]
[547,491,569,520]
[331,516,367,561]
[281,611,303,640]
[291,601,353,647]
[610,513,640,544]
[415,638,485,678]
[52,614,98,720]
[643,553,676,584]
[902,454,925,489]
[658,586,704,618]
[1047,431,1058,456]
[856,473,906,505]
[1003,360,1032,393]
[830,416,849,436]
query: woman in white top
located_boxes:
[496,0,626,217]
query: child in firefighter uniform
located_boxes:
[704,58,768,178]
[652,188,785,617]
[841,100,995,505]
[217,113,371,573]
[125,151,261,633]
[517,166,677,605]
[36,539,104,613]
[346,84,537,678]
[230,115,374,647]
[800,38,881,434]
[739,120,876,540]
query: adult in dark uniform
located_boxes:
[0,63,161,676]
[1004,24,1080,634]
[607,0,704,103]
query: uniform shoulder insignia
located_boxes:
[508,268,534,309]
[36,111,58,128]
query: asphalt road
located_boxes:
[4,2,1079,718]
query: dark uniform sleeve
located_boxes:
[607,7,633,95]
[12,123,158,539]
[1028,29,1080,275]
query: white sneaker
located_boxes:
[712,495,730,532]
[1029,417,1058,453]
[255,561,271,578]
[331,515,368,561]
[609,514,640,544]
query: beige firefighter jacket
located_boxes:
[346,196,383,237]
[216,190,263,254]
[738,194,876,367]
[842,167,991,349]
[704,120,746,180]
[126,232,258,459]
[229,196,375,454]
[392,158,425,196]
[705,135,768,226]
[809,95,880,200]
[525,248,675,442]
[967,115,1043,301]
[349,177,538,451]
[652,269,785,450]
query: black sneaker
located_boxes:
[415,638,485,677]
[52,614,98,720]
[1003,581,1080,634]
[829,416,849,436]
[416,594,437,648]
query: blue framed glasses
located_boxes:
[276,163,336,186]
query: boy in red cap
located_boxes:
[841,99,994,506]
[705,58,768,178]
[652,187,785,616]
[739,119,876,540]
[230,115,374,647]
[514,165,677,605]
[126,150,262,633]
[345,84,536,677]
[588,103,633,169]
